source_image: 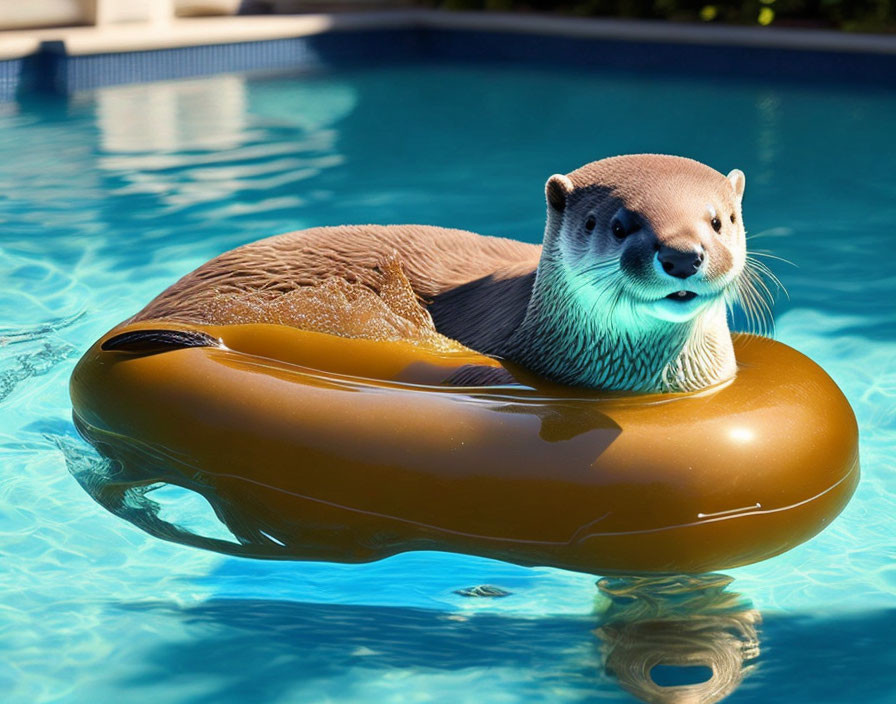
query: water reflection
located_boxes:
[94,75,250,153]
[596,574,760,704]
[85,74,355,224]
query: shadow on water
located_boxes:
[111,593,896,704]
[99,573,798,703]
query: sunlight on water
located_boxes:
[1,64,895,703]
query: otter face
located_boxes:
[545,155,746,329]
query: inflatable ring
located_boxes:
[70,321,859,574]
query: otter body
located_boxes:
[135,154,750,393]
[135,225,540,356]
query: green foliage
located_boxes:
[431,0,896,31]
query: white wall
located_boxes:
[0,0,240,30]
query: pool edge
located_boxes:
[2,10,896,98]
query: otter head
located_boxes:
[544,154,746,328]
[511,154,748,392]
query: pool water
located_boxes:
[2,62,895,703]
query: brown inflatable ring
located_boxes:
[70,321,859,574]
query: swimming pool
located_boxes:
[2,57,895,703]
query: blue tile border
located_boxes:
[2,22,894,101]
[49,37,325,93]
[1,29,422,99]
[422,28,896,88]
[46,29,423,94]
[0,57,25,102]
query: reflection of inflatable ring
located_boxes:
[70,322,859,574]
[596,574,761,703]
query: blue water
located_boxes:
[1,63,894,703]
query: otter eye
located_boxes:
[711,216,722,233]
[585,215,596,232]
[611,219,626,239]
[730,213,736,224]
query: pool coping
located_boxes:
[2,9,895,99]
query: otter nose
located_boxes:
[657,246,704,279]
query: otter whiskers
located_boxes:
[732,253,786,337]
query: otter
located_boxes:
[133,154,751,393]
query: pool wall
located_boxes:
[2,10,896,99]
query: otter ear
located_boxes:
[727,169,746,203]
[545,174,573,212]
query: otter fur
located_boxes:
[134,154,749,393]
